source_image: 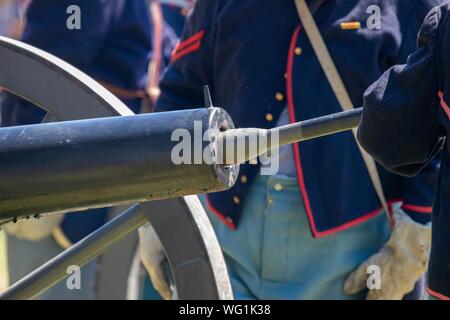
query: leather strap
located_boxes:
[294,0,393,225]
[147,0,165,105]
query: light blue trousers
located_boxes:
[202,174,391,300]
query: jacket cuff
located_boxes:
[401,204,432,224]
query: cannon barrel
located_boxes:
[0,107,238,221]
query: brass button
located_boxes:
[295,47,303,55]
[340,22,361,30]
[275,92,284,101]
[274,183,283,191]
[240,175,248,184]
[268,197,273,205]
[226,217,234,225]
[265,113,274,122]
[233,196,241,204]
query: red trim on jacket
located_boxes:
[205,195,237,230]
[286,26,320,236]
[427,287,450,300]
[438,91,450,120]
[402,204,433,214]
[171,30,204,62]
[175,30,204,52]
[286,25,397,238]
[172,41,202,62]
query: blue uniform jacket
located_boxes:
[155,0,442,237]
[0,0,162,245]
[358,2,450,300]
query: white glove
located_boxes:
[3,214,65,241]
[343,207,431,300]
[138,223,172,300]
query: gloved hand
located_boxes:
[3,214,65,241]
[343,207,431,300]
[138,223,172,300]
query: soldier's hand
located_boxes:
[343,207,431,300]
[138,223,172,300]
[3,214,65,241]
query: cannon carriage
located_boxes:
[0,36,235,300]
[0,36,362,300]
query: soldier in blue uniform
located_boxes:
[144,0,192,111]
[0,0,175,299]
[140,0,443,299]
[358,2,450,300]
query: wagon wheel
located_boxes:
[0,36,233,300]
